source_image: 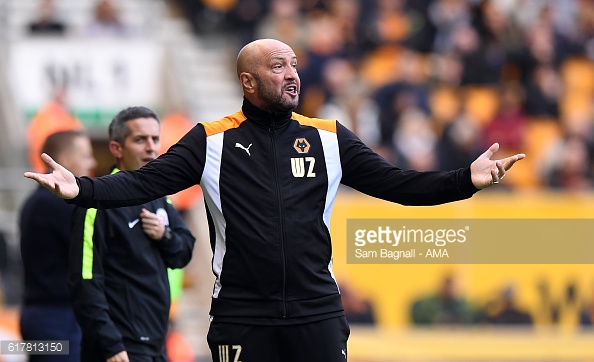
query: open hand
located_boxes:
[470,143,526,189]
[23,153,79,199]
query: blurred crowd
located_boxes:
[408,274,594,329]
[339,273,594,329]
[27,0,135,37]
[174,0,594,191]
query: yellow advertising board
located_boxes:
[330,190,594,328]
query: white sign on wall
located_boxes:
[8,38,164,128]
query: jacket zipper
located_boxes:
[269,120,287,318]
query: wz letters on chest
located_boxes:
[290,157,316,178]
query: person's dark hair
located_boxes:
[108,106,160,144]
[41,130,88,159]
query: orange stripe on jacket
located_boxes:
[292,113,337,133]
[202,111,336,135]
[202,111,247,137]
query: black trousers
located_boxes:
[207,316,350,362]
[20,305,81,362]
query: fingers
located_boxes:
[503,153,526,170]
[24,153,60,184]
[140,209,159,227]
[490,169,499,185]
[140,209,165,240]
[23,171,41,182]
[482,142,500,160]
[495,161,505,179]
[491,160,503,185]
[140,208,156,219]
[40,153,59,170]
[490,153,526,186]
[23,172,53,188]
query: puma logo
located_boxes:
[235,142,252,156]
[342,349,346,358]
[128,218,140,228]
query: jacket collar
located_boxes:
[241,98,293,130]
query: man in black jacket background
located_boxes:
[20,130,97,362]
[68,107,195,362]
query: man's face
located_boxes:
[118,117,160,171]
[254,46,300,112]
[61,135,97,177]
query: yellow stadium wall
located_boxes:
[330,190,594,329]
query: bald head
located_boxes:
[236,38,300,112]
[236,39,293,78]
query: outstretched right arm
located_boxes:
[24,123,207,209]
[23,153,79,199]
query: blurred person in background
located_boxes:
[295,11,346,116]
[85,0,133,37]
[579,283,594,328]
[254,0,308,55]
[374,49,431,159]
[19,130,97,362]
[325,0,367,60]
[523,64,561,118]
[428,0,472,54]
[317,57,381,151]
[339,281,376,326]
[481,82,527,153]
[411,275,476,325]
[68,107,195,362]
[227,0,271,47]
[28,0,67,36]
[158,112,202,218]
[575,0,594,59]
[392,108,438,171]
[451,23,504,86]
[486,286,533,325]
[27,86,84,174]
[543,136,593,190]
[25,39,525,362]
[436,111,482,171]
[358,0,413,51]
[541,110,594,190]
[472,0,524,56]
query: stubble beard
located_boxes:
[255,75,299,112]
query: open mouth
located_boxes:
[284,84,298,96]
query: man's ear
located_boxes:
[109,140,123,158]
[240,73,255,93]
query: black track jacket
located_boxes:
[68,99,479,325]
[68,168,195,358]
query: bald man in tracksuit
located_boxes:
[27,39,524,362]
[62,97,513,362]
